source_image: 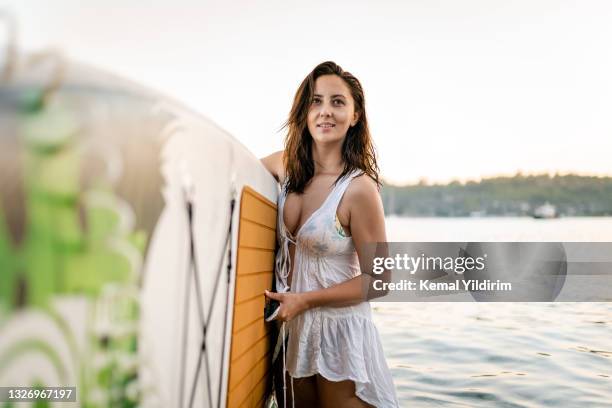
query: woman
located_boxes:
[261,61,398,407]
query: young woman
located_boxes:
[261,61,398,407]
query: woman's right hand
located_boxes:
[264,290,309,322]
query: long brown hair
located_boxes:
[282,61,381,194]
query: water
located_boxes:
[373,217,612,407]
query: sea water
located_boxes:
[374,217,612,407]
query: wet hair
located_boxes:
[282,61,381,194]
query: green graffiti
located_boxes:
[16,103,136,308]
[0,87,151,406]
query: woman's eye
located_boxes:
[312,98,321,104]
[333,99,345,105]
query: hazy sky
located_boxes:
[2,0,612,184]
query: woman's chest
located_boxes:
[283,177,351,237]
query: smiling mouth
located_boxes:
[317,123,336,128]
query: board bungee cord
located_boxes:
[178,164,238,408]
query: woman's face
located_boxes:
[307,74,359,145]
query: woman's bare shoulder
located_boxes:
[344,173,384,213]
[344,173,386,241]
[347,173,380,201]
[260,150,285,183]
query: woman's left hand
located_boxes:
[264,290,309,322]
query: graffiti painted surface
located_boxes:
[0,70,170,407]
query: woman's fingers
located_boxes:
[264,291,307,322]
[264,290,283,301]
[264,290,287,321]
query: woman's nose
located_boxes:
[319,103,332,117]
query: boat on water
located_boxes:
[0,19,278,407]
[532,202,558,219]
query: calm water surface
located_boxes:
[373,217,612,407]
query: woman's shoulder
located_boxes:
[260,150,285,183]
[343,171,383,211]
[346,172,380,198]
[343,172,385,236]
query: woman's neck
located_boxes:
[312,143,344,176]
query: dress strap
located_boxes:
[325,169,364,214]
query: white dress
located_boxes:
[275,170,399,407]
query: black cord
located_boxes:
[186,200,214,408]
[187,339,206,408]
[178,201,193,408]
[180,194,236,408]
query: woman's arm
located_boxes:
[260,150,284,183]
[265,175,390,321]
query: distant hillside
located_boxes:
[380,174,612,217]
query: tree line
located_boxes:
[380,173,612,217]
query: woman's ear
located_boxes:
[351,111,360,127]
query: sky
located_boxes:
[1,0,612,184]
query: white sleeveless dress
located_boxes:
[275,170,399,407]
